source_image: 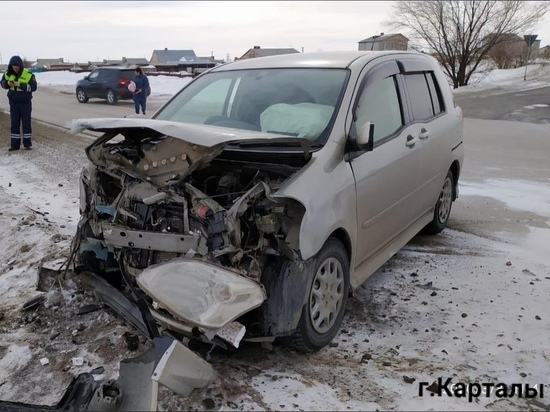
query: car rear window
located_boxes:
[404,72,445,121]
[404,73,434,121]
[425,72,445,114]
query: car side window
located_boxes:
[97,70,110,80]
[356,75,403,143]
[403,73,435,121]
[425,72,445,114]
[88,70,99,80]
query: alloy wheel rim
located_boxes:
[309,257,344,334]
[438,177,453,223]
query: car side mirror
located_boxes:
[357,121,374,150]
[345,121,374,162]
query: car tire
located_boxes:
[105,89,118,105]
[76,88,89,103]
[423,169,454,235]
[286,237,349,352]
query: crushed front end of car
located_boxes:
[69,117,313,350]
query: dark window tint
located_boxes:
[355,75,403,143]
[426,72,444,114]
[97,70,111,79]
[404,73,433,121]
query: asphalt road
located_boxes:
[454,86,550,124]
[448,118,550,249]
[0,86,168,130]
[449,86,550,247]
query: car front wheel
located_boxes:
[105,89,118,105]
[287,237,349,352]
[423,170,454,234]
[76,88,89,103]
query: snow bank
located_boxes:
[34,71,192,97]
[453,62,550,94]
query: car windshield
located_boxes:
[154,68,349,144]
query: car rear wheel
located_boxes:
[105,89,118,105]
[286,237,349,352]
[76,88,89,103]
[423,170,454,235]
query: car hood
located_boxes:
[72,117,314,186]
[70,117,313,149]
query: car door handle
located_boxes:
[419,128,430,140]
[405,135,418,147]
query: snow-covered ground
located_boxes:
[34,70,192,97]
[452,61,550,94]
[0,64,549,410]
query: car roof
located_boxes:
[212,51,428,71]
[97,67,134,71]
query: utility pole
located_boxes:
[523,34,538,81]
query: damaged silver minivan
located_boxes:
[71,51,464,352]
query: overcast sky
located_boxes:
[1,1,549,64]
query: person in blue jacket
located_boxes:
[132,66,149,115]
[1,55,38,151]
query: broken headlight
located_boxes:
[136,258,266,329]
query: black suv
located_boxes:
[76,67,147,105]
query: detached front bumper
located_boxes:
[0,264,249,412]
[0,336,216,412]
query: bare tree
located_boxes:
[487,34,528,69]
[387,1,550,88]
